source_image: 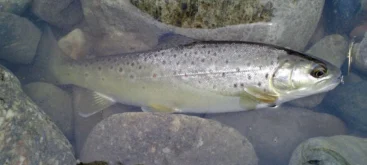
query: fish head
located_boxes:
[271,55,342,101]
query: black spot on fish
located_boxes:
[154,54,158,57]
[213,52,217,56]
[258,82,262,87]
[207,50,211,54]
[126,62,130,65]
[236,68,240,72]
[139,66,142,69]
[163,60,166,65]
[119,67,123,72]
[222,73,225,77]
[225,60,229,64]
[84,73,88,77]
[131,62,135,67]
[98,66,102,71]
[184,53,187,57]
[173,54,177,58]
[201,59,205,62]
[284,60,289,63]
[85,64,88,67]
[191,61,195,65]
[142,86,146,89]
[270,61,274,65]
[144,57,148,61]
[176,62,180,65]
[198,81,201,84]
[161,52,165,55]
[265,73,269,79]
[194,51,198,55]
[247,62,251,66]
[234,84,238,88]
[213,85,216,89]
[102,78,105,81]
[130,75,134,79]
[240,83,244,87]
[248,75,252,80]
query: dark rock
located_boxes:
[31,0,83,30]
[322,81,367,133]
[0,12,41,64]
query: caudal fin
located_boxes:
[16,26,71,84]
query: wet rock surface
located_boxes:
[0,12,41,64]
[31,0,84,30]
[80,112,258,165]
[0,65,76,164]
[289,135,367,165]
[0,0,31,15]
[322,81,367,133]
[352,33,367,74]
[23,82,74,140]
[81,0,324,52]
[206,107,347,165]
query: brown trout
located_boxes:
[38,28,342,117]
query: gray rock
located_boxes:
[0,0,31,15]
[287,34,348,108]
[289,135,367,165]
[352,33,367,74]
[80,112,258,165]
[31,0,83,29]
[0,65,76,164]
[206,106,347,165]
[0,12,41,64]
[80,0,324,53]
[306,34,348,68]
[322,81,367,133]
[23,82,74,140]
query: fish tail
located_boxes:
[17,26,71,84]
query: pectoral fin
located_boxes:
[244,87,278,104]
[141,104,176,113]
[73,87,116,117]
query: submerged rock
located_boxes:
[80,112,258,165]
[0,65,76,164]
[23,82,74,140]
[0,12,41,64]
[31,0,84,29]
[322,81,367,133]
[206,107,347,165]
[81,0,324,53]
[289,135,367,165]
[287,34,348,108]
[352,33,367,74]
[0,0,31,15]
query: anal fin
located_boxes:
[73,87,116,117]
[141,104,176,113]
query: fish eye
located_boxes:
[310,64,327,78]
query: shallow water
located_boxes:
[1,0,367,165]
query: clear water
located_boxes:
[1,0,367,165]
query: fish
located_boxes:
[35,27,342,117]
